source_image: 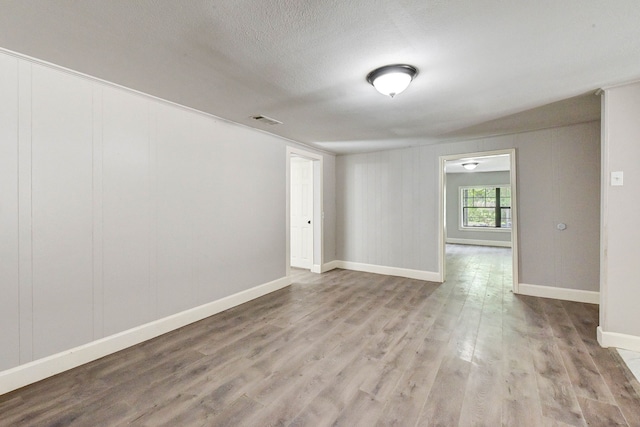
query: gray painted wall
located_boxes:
[446,171,511,243]
[0,52,336,371]
[336,121,601,291]
[601,82,640,339]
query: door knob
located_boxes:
[307,220,311,224]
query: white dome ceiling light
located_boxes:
[462,162,479,171]
[367,64,418,98]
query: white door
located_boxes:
[290,157,313,269]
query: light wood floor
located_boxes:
[2,245,640,426]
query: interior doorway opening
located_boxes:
[439,149,519,292]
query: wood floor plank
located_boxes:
[375,364,439,426]
[332,390,384,427]
[458,326,503,426]
[540,298,615,404]
[577,395,628,427]
[416,276,482,425]
[502,369,544,427]
[359,359,404,402]
[145,362,266,424]
[209,395,264,427]
[584,348,640,426]
[241,357,340,426]
[39,400,132,427]
[289,356,377,426]
[529,335,586,426]
[502,316,544,426]
[415,353,472,426]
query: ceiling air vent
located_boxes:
[251,115,282,125]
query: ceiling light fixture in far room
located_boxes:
[367,64,418,98]
[462,162,479,170]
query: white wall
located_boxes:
[0,53,20,370]
[324,159,336,260]
[30,63,95,360]
[446,171,511,244]
[336,121,601,291]
[0,50,336,372]
[337,149,435,272]
[600,82,640,348]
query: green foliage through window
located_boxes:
[461,186,511,228]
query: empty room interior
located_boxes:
[2,1,640,426]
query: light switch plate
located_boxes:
[611,171,624,186]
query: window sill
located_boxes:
[458,227,511,233]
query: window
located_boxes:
[460,186,511,229]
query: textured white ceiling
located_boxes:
[0,1,638,154]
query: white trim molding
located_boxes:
[446,238,511,248]
[321,260,340,273]
[598,327,640,353]
[0,276,291,396]
[518,283,600,305]
[331,260,441,282]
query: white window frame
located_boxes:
[459,184,512,232]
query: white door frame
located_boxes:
[438,148,519,292]
[286,146,323,276]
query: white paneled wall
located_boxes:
[101,86,153,336]
[337,147,438,273]
[0,54,19,369]
[0,50,335,373]
[155,104,202,317]
[30,64,95,360]
[336,122,601,291]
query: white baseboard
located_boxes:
[332,260,441,282]
[321,260,340,273]
[598,326,640,352]
[518,283,599,305]
[0,276,291,396]
[446,238,511,248]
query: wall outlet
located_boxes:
[611,171,624,186]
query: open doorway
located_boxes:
[439,149,519,292]
[286,147,323,276]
